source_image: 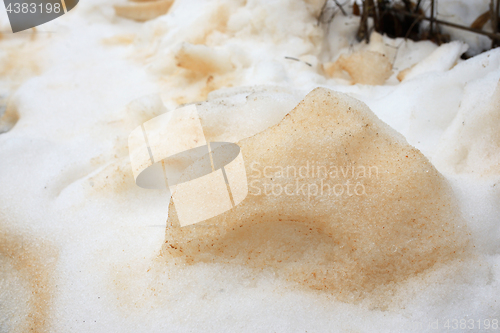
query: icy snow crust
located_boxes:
[0,0,499,332]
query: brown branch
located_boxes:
[390,7,500,41]
[429,0,435,36]
[414,0,422,13]
[357,0,370,42]
[334,0,347,16]
[471,11,490,30]
[492,0,500,47]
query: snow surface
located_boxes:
[0,0,499,332]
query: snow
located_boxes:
[0,0,499,332]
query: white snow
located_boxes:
[0,0,499,332]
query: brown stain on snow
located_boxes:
[187,2,233,46]
[0,41,42,89]
[325,51,393,85]
[114,0,174,22]
[0,224,58,332]
[161,88,472,305]
[0,99,20,134]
